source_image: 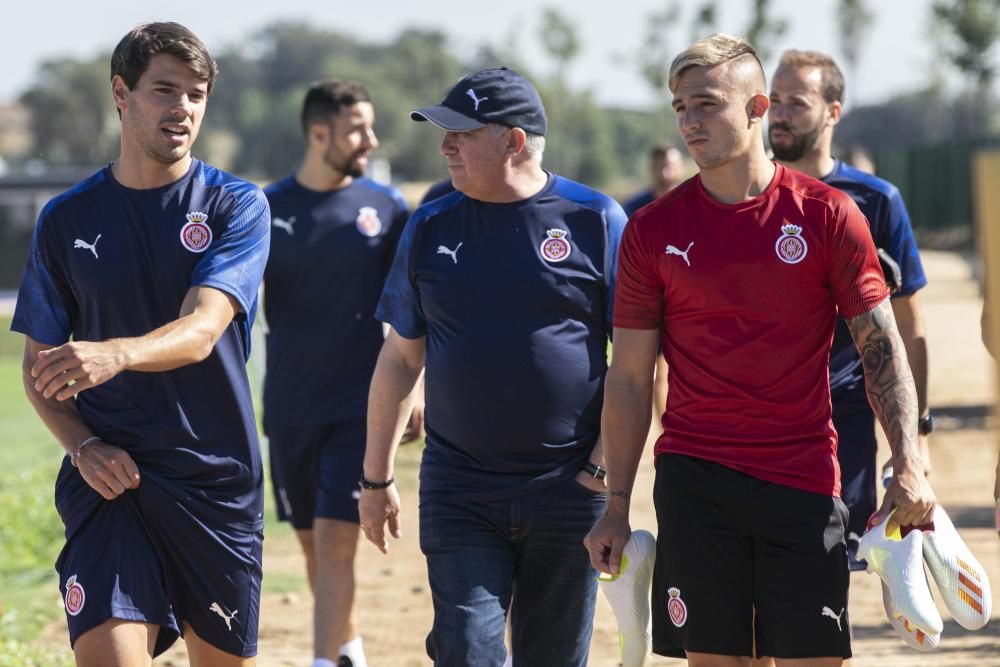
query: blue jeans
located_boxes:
[419,477,606,666]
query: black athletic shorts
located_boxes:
[651,454,852,660]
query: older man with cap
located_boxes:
[358,67,627,666]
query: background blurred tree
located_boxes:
[690,1,718,42]
[19,57,118,166]
[932,0,1000,88]
[745,0,788,63]
[837,0,873,104]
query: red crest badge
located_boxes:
[540,228,571,263]
[64,574,86,616]
[775,223,807,264]
[180,212,212,253]
[667,587,687,627]
[356,206,383,238]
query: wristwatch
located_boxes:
[583,461,606,481]
[918,414,935,435]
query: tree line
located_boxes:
[12,1,1000,188]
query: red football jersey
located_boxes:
[614,164,889,496]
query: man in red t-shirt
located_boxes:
[584,33,936,665]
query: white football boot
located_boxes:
[921,504,992,630]
[857,511,943,638]
[598,529,656,667]
[880,581,940,651]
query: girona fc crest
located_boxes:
[64,574,86,616]
[540,228,571,263]
[180,212,212,253]
[356,206,383,238]
[775,223,807,264]
[667,587,687,627]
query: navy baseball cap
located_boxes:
[410,67,547,136]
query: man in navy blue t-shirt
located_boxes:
[358,68,626,666]
[262,80,415,667]
[13,23,269,665]
[769,50,930,569]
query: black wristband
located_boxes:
[582,462,606,481]
[359,475,395,490]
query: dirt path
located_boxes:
[42,250,1000,665]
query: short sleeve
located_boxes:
[191,182,271,316]
[612,215,663,330]
[376,211,427,339]
[605,199,628,330]
[828,197,890,318]
[382,187,410,275]
[11,210,75,345]
[880,188,927,297]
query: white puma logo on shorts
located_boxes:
[821,605,845,632]
[209,602,238,631]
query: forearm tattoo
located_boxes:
[846,297,919,461]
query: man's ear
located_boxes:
[111,75,129,113]
[748,94,770,124]
[507,127,528,156]
[828,100,843,128]
[307,122,330,147]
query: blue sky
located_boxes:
[1,0,982,110]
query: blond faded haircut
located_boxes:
[668,33,764,93]
[777,50,846,104]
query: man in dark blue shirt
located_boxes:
[769,50,930,570]
[358,68,626,666]
[621,144,685,218]
[262,79,414,667]
[13,23,269,665]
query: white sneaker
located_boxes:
[857,512,943,638]
[880,581,940,651]
[922,505,992,630]
[598,529,656,667]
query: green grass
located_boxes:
[0,317,69,658]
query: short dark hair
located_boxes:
[650,144,679,161]
[301,80,372,135]
[777,50,845,104]
[111,22,217,93]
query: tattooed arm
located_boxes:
[847,297,936,530]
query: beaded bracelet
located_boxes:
[71,436,101,467]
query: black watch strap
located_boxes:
[359,475,395,490]
[583,462,606,481]
[918,414,934,435]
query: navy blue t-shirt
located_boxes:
[377,174,627,501]
[262,176,408,429]
[622,188,656,218]
[823,160,927,412]
[12,160,271,528]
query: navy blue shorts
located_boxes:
[833,407,877,569]
[267,419,366,529]
[54,461,263,658]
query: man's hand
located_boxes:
[76,440,141,500]
[875,456,937,533]
[32,341,126,401]
[584,510,631,575]
[358,485,402,554]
